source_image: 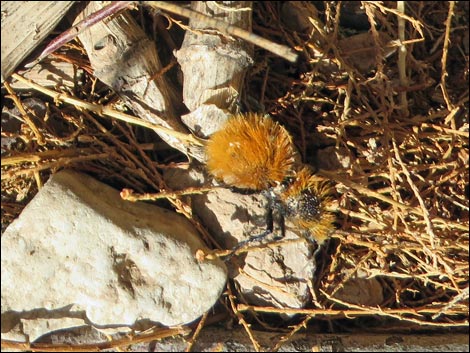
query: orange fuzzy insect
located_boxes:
[205,113,297,190]
[279,167,336,245]
[205,113,336,248]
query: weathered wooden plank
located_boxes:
[1,1,75,82]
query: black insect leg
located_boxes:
[224,196,276,261]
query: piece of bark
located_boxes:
[75,2,205,161]
[175,1,254,138]
[6,58,83,91]
[1,1,75,83]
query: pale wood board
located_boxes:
[1,1,75,82]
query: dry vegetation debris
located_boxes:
[1,1,468,351]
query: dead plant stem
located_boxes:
[10,74,204,147]
[145,1,297,62]
[397,1,409,117]
[440,1,456,116]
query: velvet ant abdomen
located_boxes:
[205,113,297,190]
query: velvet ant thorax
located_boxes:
[279,167,335,245]
[205,113,298,190]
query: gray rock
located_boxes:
[333,277,384,307]
[164,167,316,309]
[1,170,227,342]
[196,188,315,309]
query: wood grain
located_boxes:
[1,1,74,82]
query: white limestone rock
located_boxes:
[195,188,315,309]
[164,167,316,309]
[1,170,227,342]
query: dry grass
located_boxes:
[242,0,468,340]
[1,1,468,351]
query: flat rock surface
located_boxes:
[1,169,227,342]
[164,167,316,309]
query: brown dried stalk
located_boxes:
[3,81,45,145]
[27,1,135,67]
[184,311,208,352]
[146,1,298,62]
[237,303,467,327]
[120,186,217,202]
[10,73,204,147]
[1,326,191,352]
[227,285,262,352]
[440,1,456,114]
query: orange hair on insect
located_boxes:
[281,167,335,245]
[205,113,297,190]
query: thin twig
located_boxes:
[1,147,116,166]
[391,138,436,251]
[120,186,217,202]
[270,315,312,352]
[184,311,208,352]
[237,303,467,327]
[440,1,456,116]
[1,153,111,180]
[10,73,204,147]
[365,1,424,37]
[25,1,135,68]
[201,238,305,261]
[3,81,45,145]
[145,1,298,62]
[1,326,191,352]
[397,1,409,116]
[317,169,468,231]
[227,285,262,352]
[432,286,469,320]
